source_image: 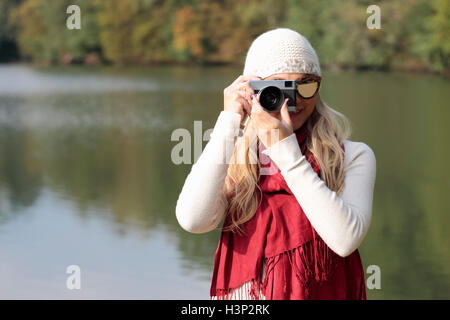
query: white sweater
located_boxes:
[175,110,376,298]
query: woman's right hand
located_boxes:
[223,75,261,122]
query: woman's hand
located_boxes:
[250,94,293,148]
[224,75,262,122]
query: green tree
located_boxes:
[11,0,101,64]
[0,0,24,62]
[410,0,450,72]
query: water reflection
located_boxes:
[0,64,448,299]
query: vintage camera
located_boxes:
[248,80,297,112]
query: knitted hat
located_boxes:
[243,28,322,79]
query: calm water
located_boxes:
[0,64,448,299]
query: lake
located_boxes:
[0,64,448,299]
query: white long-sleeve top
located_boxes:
[176,110,376,295]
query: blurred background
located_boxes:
[0,0,449,299]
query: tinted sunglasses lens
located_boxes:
[297,81,318,98]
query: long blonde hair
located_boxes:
[221,94,351,235]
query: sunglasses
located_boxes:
[295,75,322,99]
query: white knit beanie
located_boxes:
[243,28,322,79]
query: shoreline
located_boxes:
[1,60,448,78]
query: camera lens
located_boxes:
[258,86,283,112]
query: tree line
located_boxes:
[0,0,448,74]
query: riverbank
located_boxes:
[4,59,448,78]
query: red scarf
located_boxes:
[210,124,366,300]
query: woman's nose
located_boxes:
[295,101,303,112]
[295,94,303,112]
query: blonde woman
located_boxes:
[176,28,376,300]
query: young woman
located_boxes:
[176,28,376,300]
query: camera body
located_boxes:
[248,80,297,112]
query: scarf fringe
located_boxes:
[211,277,265,300]
[262,234,336,298]
[211,233,335,300]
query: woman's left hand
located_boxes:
[250,94,293,148]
